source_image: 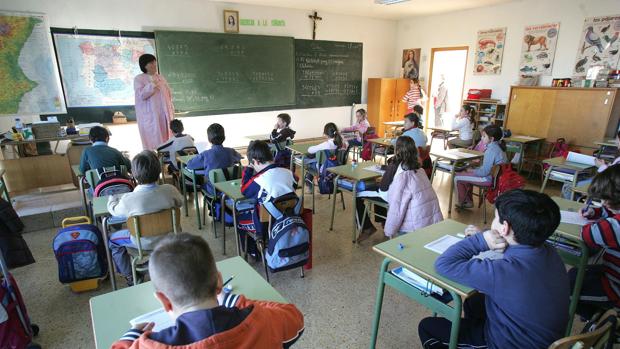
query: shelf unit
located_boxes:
[462,99,506,130]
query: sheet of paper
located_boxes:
[560,210,589,226]
[363,164,385,175]
[392,267,444,295]
[129,308,175,332]
[451,151,479,159]
[424,235,462,254]
[566,152,595,166]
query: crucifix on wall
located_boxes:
[308,11,322,40]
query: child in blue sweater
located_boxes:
[418,189,569,349]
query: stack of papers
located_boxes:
[391,266,444,295]
[364,164,385,175]
[130,308,175,332]
[424,234,504,260]
[560,210,589,226]
[566,152,596,166]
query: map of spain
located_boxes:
[0,12,65,115]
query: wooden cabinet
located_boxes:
[505,86,620,147]
[367,78,410,136]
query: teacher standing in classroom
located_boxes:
[134,54,175,150]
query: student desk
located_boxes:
[427,126,459,150]
[92,195,120,291]
[176,154,196,217]
[504,135,545,173]
[540,157,596,200]
[327,162,382,242]
[181,164,204,230]
[370,219,476,349]
[429,149,484,215]
[367,138,393,163]
[382,121,404,138]
[0,168,9,205]
[213,179,248,256]
[72,165,88,216]
[572,182,591,197]
[90,256,286,349]
[550,196,590,335]
[287,141,321,206]
[594,139,617,160]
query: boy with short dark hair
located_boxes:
[156,119,195,170]
[270,113,296,144]
[186,123,241,195]
[79,126,131,173]
[107,150,183,285]
[571,164,620,318]
[111,233,304,348]
[418,189,569,349]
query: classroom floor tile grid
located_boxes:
[12,170,579,349]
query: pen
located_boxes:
[223,275,234,287]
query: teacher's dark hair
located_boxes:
[139,54,157,73]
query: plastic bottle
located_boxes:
[14,118,23,133]
[351,159,358,169]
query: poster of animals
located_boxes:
[474,27,506,75]
[519,23,560,75]
[573,15,620,77]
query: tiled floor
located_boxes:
[11,146,582,349]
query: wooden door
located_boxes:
[394,78,411,121]
[505,87,556,138]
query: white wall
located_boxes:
[395,0,620,102]
[0,0,396,150]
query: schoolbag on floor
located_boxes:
[361,133,379,161]
[0,273,34,348]
[317,150,341,194]
[53,218,107,283]
[485,164,526,204]
[264,196,310,272]
[93,168,134,197]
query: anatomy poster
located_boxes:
[573,15,620,77]
[474,27,506,75]
[519,23,560,75]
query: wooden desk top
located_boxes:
[504,135,545,143]
[368,138,394,147]
[213,179,245,201]
[1,134,89,145]
[286,141,322,155]
[430,148,484,161]
[327,161,382,181]
[594,139,617,148]
[543,157,595,171]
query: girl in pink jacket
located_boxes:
[383,136,443,237]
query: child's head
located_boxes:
[481,125,506,151]
[89,126,110,143]
[150,234,221,313]
[394,136,420,171]
[410,78,420,88]
[276,113,291,129]
[247,140,274,167]
[493,189,560,247]
[139,53,157,74]
[589,164,620,211]
[461,105,476,123]
[323,122,344,148]
[170,119,184,135]
[356,109,367,122]
[131,150,161,184]
[413,105,423,116]
[404,113,421,130]
[207,123,225,145]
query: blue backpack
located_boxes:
[317,150,341,194]
[53,221,107,283]
[264,195,310,272]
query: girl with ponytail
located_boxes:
[448,105,476,149]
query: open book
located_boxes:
[129,308,175,332]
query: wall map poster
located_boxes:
[573,15,620,77]
[519,22,560,75]
[474,27,506,75]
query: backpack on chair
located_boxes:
[485,164,526,204]
[93,167,134,197]
[317,150,342,194]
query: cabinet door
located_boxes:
[505,87,555,138]
[394,78,411,121]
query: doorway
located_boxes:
[426,47,469,129]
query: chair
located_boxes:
[172,146,199,189]
[470,164,502,224]
[202,164,242,238]
[430,129,458,150]
[126,207,181,286]
[249,192,305,282]
[306,149,347,213]
[549,309,617,349]
[360,198,388,241]
[523,138,566,181]
[156,150,169,184]
[348,126,376,162]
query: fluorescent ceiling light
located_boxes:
[374,0,411,4]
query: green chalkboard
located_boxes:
[155,31,295,113]
[295,39,363,108]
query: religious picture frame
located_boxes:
[223,10,239,33]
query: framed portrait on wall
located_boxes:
[402,48,421,79]
[224,10,239,33]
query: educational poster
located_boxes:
[474,27,506,75]
[0,11,66,115]
[401,48,421,79]
[519,23,560,75]
[573,15,620,77]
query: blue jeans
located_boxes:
[108,230,134,277]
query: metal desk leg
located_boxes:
[430,160,439,184]
[517,143,525,173]
[329,175,340,231]
[232,199,241,257]
[221,194,227,255]
[289,151,295,172]
[300,155,306,209]
[565,241,589,336]
[180,162,188,216]
[370,258,390,349]
[448,165,457,216]
[371,143,376,162]
[101,216,117,291]
[78,177,87,216]
[540,165,553,193]
[447,293,463,349]
[570,170,582,201]
[192,173,201,230]
[352,179,358,243]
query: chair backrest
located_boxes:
[490,164,502,189]
[549,309,617,349]
[127,207,181,241]
[85,165,129,189]
[208,164,242,186]
[177,146,199,156]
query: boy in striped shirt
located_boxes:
[574,164,620,318]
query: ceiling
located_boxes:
[210,0,517,20]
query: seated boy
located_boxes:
[156,119,195,171]
[111,233,304,348]
[418,189,569,349]
[239,140,296,238]
[107,150,183,285]
[390,113,427,148]
[572,164,620,318]
[270,113,296,145]
[79,126,131,174]
[186,123,241,195]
